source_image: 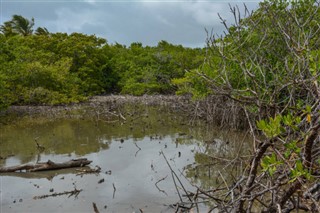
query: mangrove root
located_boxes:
[0,158,92,173]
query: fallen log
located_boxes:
[0,158,92,173]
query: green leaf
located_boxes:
[306,105,312,113]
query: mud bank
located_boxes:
[3,95,188,114]
[1,94,247,129]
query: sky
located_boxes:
[0,0,261,47]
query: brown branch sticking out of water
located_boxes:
[0,158,92,173]
[33,187,82,200]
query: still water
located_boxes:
[0,104,250,213]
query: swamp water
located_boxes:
[0,104,251,213]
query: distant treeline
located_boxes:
[0,15,205,110]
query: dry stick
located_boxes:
[171,167,183,203]
[223,130,249,175]
[161,151,192,203]
[155,175,168,196]
[218,171,230,191]
[33,188,82,200]
[118,108,126,121]
[76,166,101,176]
[177,168,226,205]
[277,120,320,208]
[105,111,122,118]
[134,142,141,157]
[244,108,257,152]
[235,140,273,212]
[112,183,116,199]
[92,202,100,213]
[174,203,179,213]
[193,189,200,213]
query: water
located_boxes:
[0,105,251,213]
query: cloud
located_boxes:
[182,2,227,26]
[83,0,96,4]
[1,1,260,47]
[53,7,104,33]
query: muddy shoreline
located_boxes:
[1,95,191,117]
[1,94,247,129]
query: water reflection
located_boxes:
[185,130,251,190]
[0,105,251,212]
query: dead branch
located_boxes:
[33,187,82,200]
[134,142,142,157]
[76,165,101,176]
[112,183,116,199]
[161,151,193,204]
[155,175,168,195]
[0,158,92,173]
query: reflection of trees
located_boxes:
[185,131,252,190]
[0,105,214,165]
[0,119,110,163]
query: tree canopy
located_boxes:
[0,15,205,109]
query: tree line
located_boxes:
[0,15,205,110]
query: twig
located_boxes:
[112,183,116,199]
[33,188,82,200]
[134,142,141,157]
[76,165,101,176]
[118,111,126,121]
[92,202,100,213]
[155,175,168,195]
[160,151,192,203]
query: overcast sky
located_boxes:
[0,0,261,47]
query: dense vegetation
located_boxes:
[173,0,320,212]
[0,15,205,110]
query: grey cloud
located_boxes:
[1,1,260,47]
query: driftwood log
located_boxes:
[0,158,92,173]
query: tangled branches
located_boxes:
[179,1,320,212]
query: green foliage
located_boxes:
[0,15,205,109]
[172,69,211,99]
[174,0,320,111]
[35,27,49,36]
[0,33,93,106]
[284,140,301,159]
[257,115,284,138]
[261,153,282,176]
[257,108,316,183]
[107,40,204,95]
[0,73,10,110]
[290,160,312,182]
[1,15,34,36]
